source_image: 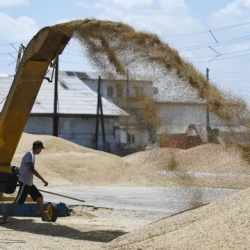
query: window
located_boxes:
[127,134,135,144]
[107,86,114,98]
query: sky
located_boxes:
[0,0,250,105]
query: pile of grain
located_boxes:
[103,187,250,249]
[124,144,250,188]
[12,133,169,187]
[124,143,250,174]
[11,133,250,189]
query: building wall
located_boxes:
[158,102,228,126]
[24,116,121,153]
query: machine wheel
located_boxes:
[46,202,58,222]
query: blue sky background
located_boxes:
[0,0,250,105]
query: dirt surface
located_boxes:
[0,212,147,250]
[1,188,250,250]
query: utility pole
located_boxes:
[95,76,106,150]
[126,70,129,143]
[95,77,100,149]
[206,68,210,141]
[99,77,106,151]
[53,57,59,137]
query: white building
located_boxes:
[154,75,226,127]
[153,74,247,146]
[0,74,128,154]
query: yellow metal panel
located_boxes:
[0,61,49,166]
[0,25,72,173]
[23,27,50,60]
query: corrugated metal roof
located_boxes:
[0,70,205,118]
[0,75,128,116]
[59,71,205,104]
[59,71,153,82]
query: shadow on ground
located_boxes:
[0,217,127,242]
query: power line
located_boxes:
[0,60,13,62]
[60,60,90,65]
[63,52,83,57]
[0,52,16,55]
[65,47,82,52]
[166,21,250,38]
[195,52,250,63]
[208,46,221,55]
[213,21,250,31]
[0,63,14,67]
[212,76,249,80]
[215,75,250,79]
[178,35,250,51]
[0,40,28,47]
[209,30,219,43]
[217,70,250,75]
[10,43,18,52]
[188,48,250,60]
[212,52,250,61]
[0,96,7,104]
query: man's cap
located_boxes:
[33,140,45,149]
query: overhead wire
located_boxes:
[195,53,250,63]
[0,52,16,55]
[165,21,250,38]
[0,40,28,47]
[178,35,250,51]
[60,60,90,65]
[187,48,250,60]
[0,96,7,104]
[217,70,250,75]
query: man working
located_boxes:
[0,140,49,224]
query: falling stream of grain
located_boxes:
[53,19,247,121]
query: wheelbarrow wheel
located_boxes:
[46,202,58,222]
